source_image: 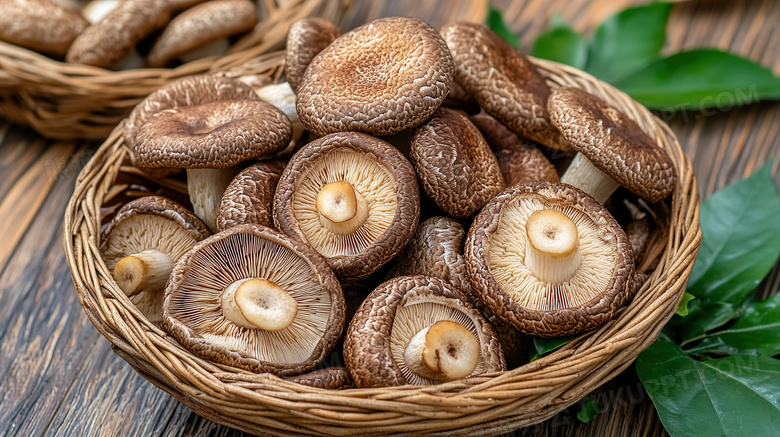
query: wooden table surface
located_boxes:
[2,0,779,435]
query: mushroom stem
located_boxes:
[252,81,303,155]
[403,320,480,380]
[316,181,369,235]
[524,209,582,284]
[560,153,621,204]
[112,249,174,297]
[187,167,238,232]
[221,278,298,331]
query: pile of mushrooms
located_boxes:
[101,16,677,388]
[1,0,260,69]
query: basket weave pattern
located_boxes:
[63,54,701,435]
[0,0,344,140]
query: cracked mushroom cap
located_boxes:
[66,0,173,68]
[441,22,570,151]
[131,99,292,169]
[147,0,258,68]
[0,0,88,57]
[410,107,505,219]
[549,87,677,203]
[162,224,345,375]
[465,181,636,338]
[216,160,286,232]
[387,216,474,303]
[285,17,342,93]
[296,16,453,137]
[274,132,420,281]
[285,366,355,389]
[100,196,211,323]
[470,114,559,186]
[124,75,261,149]
[344,275,505,388]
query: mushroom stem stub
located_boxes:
[187,167,238,232]
[221,278,298,331]
[316,181,369,235]
[112,249,174,297]
[560,150,621,204]
[525,209,582,284]
[403,320,480,380]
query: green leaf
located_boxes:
[486,2,520,49]
[532,19,587,69]
[530,336,576,361]
[576,395,604,423]
[615,49,780,109]
[688,293,780,357]
[637,341,780,436]
[686,162,780,305]
[676,292,695,316]
[679,300,737,345]
[586,2,672,83]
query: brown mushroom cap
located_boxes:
[274,132,420,281]
[465,181,636,338]
[285,366,355,389]
[131,100,291,169]
[386,216,473,301]
[0,0,88,57]
[344,275,505,388]
[100,196,211,322]
[285,17,342,93]
[216,160,286,233]
[410,107,505,219]
[66,0,173,68]
[162,224,345,375]
[124,75,261,149]
[549,87,677,203]
[470,114,559,186]
[296,16,453,137]
[147,0,258,68]
[441,22,570,151]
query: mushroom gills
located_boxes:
[112,249,174,296]
[221,278,298,331]
[403,320,480,380]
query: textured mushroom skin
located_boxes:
[465,182,637,337]
[0,0,88,57]
[387,216,474,303]
[296,17,454,137]
[549,87,677,203]
[147,0,258,68]
[124,75,261,149]
[162,224,346,375]
[285,366,355,390]
[470,114,559,186]
[441,22,569,151]
[285,17,342,93]
[344,275,505,388]
[274,132,420,281]
[217,160,286,232]
[410,108,505,219]
[66,0,173,68]
[131,100,292,169]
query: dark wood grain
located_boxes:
[0,0,778,436]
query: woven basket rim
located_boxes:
[62,54,702,436]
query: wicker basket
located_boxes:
[63,52,702,435]
[0,0,344,141]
